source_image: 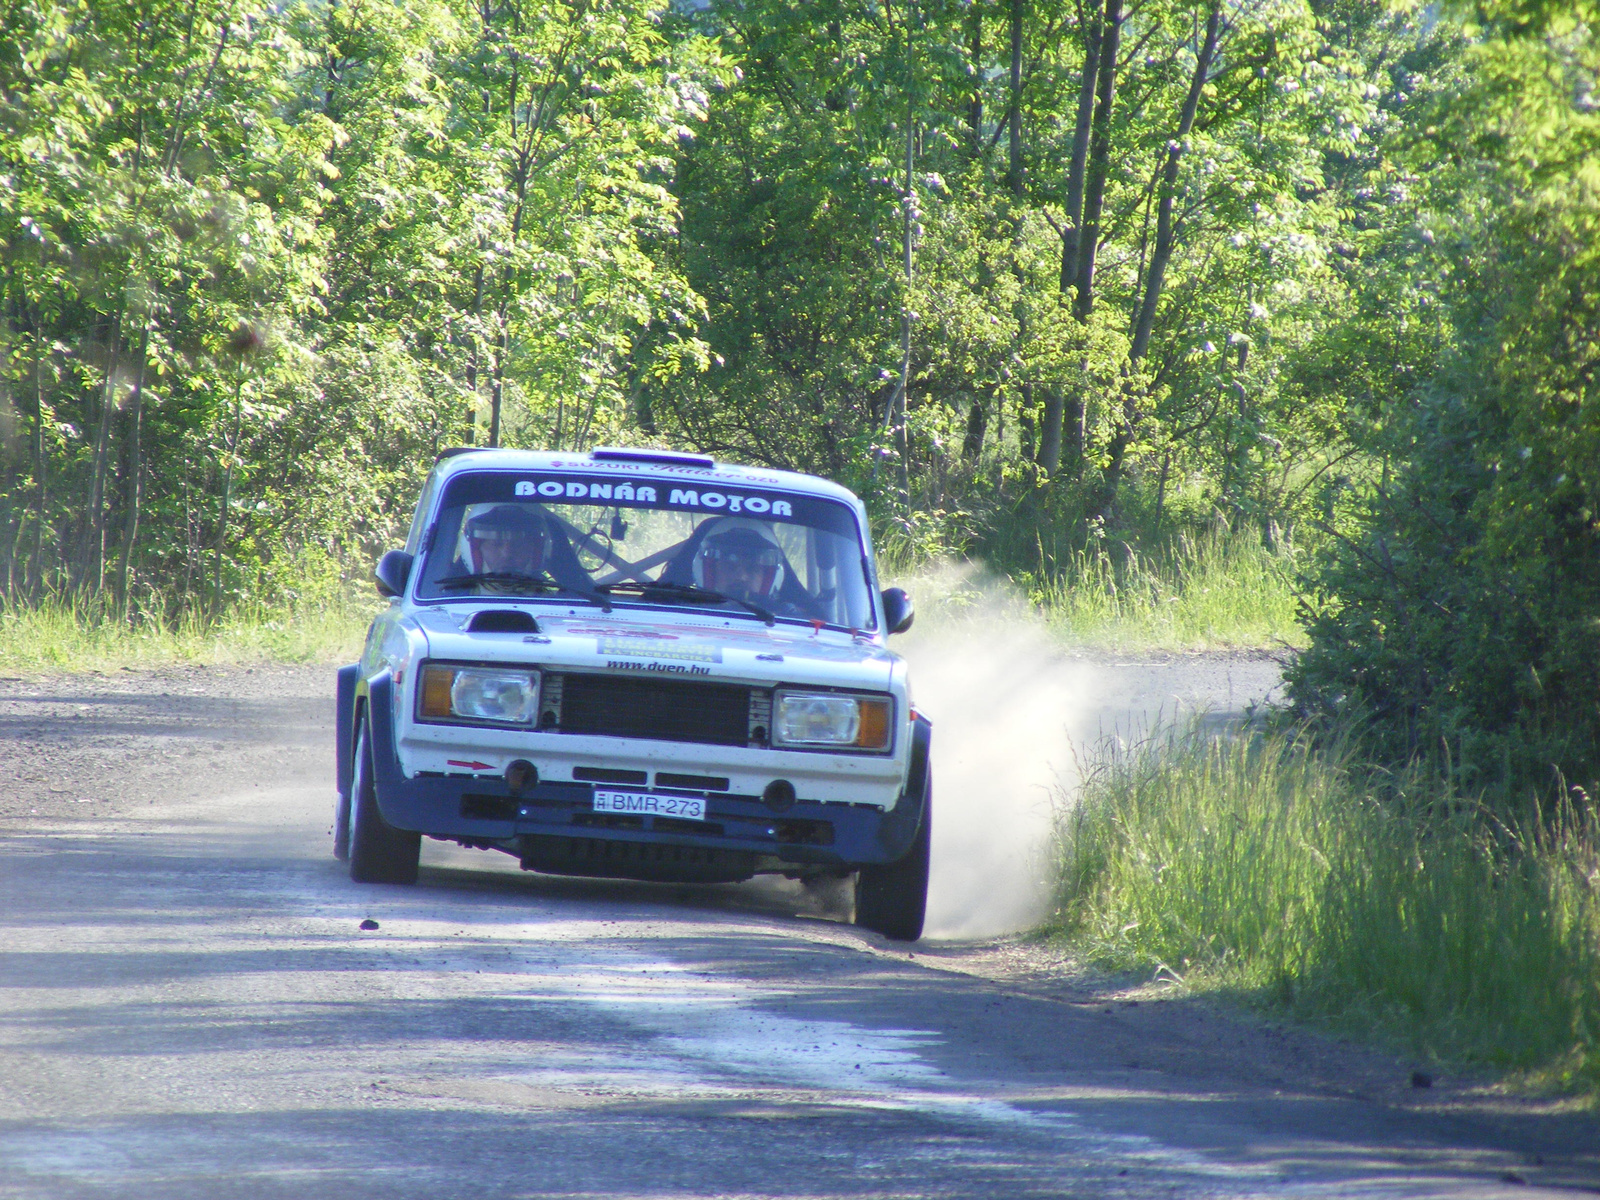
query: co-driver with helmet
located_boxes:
[693,519,813,618]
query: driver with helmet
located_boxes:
[463,504,553,587]
[693,519,804,615]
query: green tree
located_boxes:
[0,0,726,608]
[0,0,325,606]
[1288,6,1600,801]
[652,0,1376,549]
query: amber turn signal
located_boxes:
[420,664,456,718]
[855,699,891,750]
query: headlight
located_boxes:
[419,664,540,725]
[773,691,892,750]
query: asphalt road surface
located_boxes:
[1,658,1596,1199]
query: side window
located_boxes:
[404,471,442,554]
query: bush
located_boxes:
[1286,29,1600,806]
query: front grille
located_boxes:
[573,766,648,785]
[519,834,757,883]
[656,772,731,792]
[551,673,755,746]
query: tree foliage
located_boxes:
[1288,5,1600,801]
[655,0,1380,537]
[1,0,1595,799]
[0,0,721,610]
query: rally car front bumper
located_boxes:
[338,668,930,878]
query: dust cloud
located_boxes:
[894,565,1096,940]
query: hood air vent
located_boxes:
[466,609,540,633]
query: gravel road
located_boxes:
[1,656,1596,1199]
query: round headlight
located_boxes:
[776,694,861,745]
[773,691,892,750]
[420,664,540,725]
[451,668,539,723]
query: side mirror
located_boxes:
[880,587,914,635]
[374,550,414,599]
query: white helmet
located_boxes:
[462,503,552,574]
[692,518,786,598]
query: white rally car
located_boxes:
[334,447,931,940]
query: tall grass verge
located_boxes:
[1027,528,1301,651]
[877,522,1302,653]
[1052,726,1600,1095]
[0,590,378,676]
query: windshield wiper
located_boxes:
[596,580,776,627]
[433,572,611,611]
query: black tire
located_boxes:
[855,774,931,941]
[348,719,421,885]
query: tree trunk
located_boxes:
[214,373,245,614]
[1062,390,1085,473]
[1006,0,1032,476]
[1007,0,1025,197]
[0,377,16,597]
[465,262,484,442]
[1041,0,1120,482]
[1102,422,1130,496]
[967,4,983,152]
[183,476,194,600]
[86,311,124,594]
[962,392,989,462]
[1101,3,1220,514]
[3,509,21,601]
[1036,387,1063,471]
[1128,2,1220,364]
[1071,0,1122,321]
[1037,9,1101,476]
[1018,383,1035,462]
[116,325,151,608]
[1059,8,1102,293]
[994,382,1007,485]
[30,351,46,599]
[826,19,846,110]
[489,321,508,448]
[894,46,915,505]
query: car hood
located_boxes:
[410,606,898,691]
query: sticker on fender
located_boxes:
[592,789,707,821]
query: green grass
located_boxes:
[1026,528,1302,651]
[1051,725,1600,1096]
[878,526,1302,653]
[0,591,377,676]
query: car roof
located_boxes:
[430,447,867,512]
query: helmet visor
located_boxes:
[466,511,546,573]
[700,539,780,595]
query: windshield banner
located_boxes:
[439,472,859,537]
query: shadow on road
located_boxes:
[2,825,1596,1199]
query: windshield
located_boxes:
[416,471,876,630]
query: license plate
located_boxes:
[592,789,707,821]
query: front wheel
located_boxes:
[855,775,931,942]
[348,718,421,885]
